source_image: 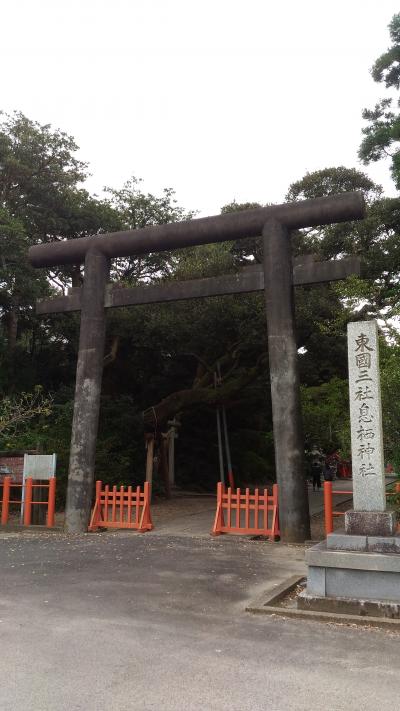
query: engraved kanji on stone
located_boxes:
[355,333,373,353]
[356,368,373,383]
[355,352,371,369]
[358,403,373,424]
[357,443,375,460]
[348,321,385,512]
[359,462,377,477]
[354,385,374,400]
[357,426,375,441]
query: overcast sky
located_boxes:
[2,0,400,216]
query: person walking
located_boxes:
[310,446,324,491]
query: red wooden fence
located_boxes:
[212,483,279,539]
[88,481,153,532]
[0,476,56,527]
[323,480,400,535]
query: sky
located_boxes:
[2,0,400,216]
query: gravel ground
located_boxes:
[1,529,400,710]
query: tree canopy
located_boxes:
[359,13,400,189]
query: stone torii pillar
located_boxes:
[263,219,309,541]
[29,192,365,539]
[66,248,110,533]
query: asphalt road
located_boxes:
[1,530,399,711]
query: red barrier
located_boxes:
[0,476,56,528]
[88,481,153,532]
[23,477,33,526]
[211,483,279,539]
[323,481,400,535]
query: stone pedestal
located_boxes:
[326,527,400,554]
[345,509,397,536]
[303,540,400,604]
[302,516,400,615]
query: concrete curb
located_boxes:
[246,574,400,630]
[246,574,305,610]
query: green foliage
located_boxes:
[359,13,400,189]
[173,242,235,280]
[239,451,273,483]
[0,111,122,376]
[106,176,196,283]
[372,13,400,87]
[106,176,196,231]
[287,167,400,323]
[220,199,264,264]
[287,166,381,204]
[0,111,87,225]
[380,337,400,469]
[301,377,350,455]
[1,394,74,506]
[0,206,49,312]
[0,386,52,438]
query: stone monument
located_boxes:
[300,319,400,616]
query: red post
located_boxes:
[88,480,102,531]
[112,485,117,523]
[119,485,124,525]
[23,477,33,526]
[395,482,400,494]
[47,477,56,528]
[95,479,102,525]
[324,481,333,535]
[254,488,259,530]
[140,482,153,530]
[104,484,109,524]
[135,485,140,526]
[245,488,250,530]
[95,480,102,504]
[1,476,11,525]
[211,482,224,535]
[272,483,280,538]
[235,487,241,528]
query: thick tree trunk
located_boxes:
[143,358,265,428]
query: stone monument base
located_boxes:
[345,509,397,536]
[326,527,400,554]
[301,507,400,616]
[301,539,400,612]
[298,590,400,618]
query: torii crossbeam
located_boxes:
[29,192,365,541]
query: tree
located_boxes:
[0,111,87,222]
[0,207,49,353]
[286,166,400,327]
[105,177,196,284]
[359,13,400,189]
[0,112,120,279]
[220,200,265,264]
[301,377,350,454]
[0,387,52,439]
[380,336,400,468]
[0,112,120,359]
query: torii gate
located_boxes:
[29,192,365,541]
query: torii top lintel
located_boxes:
[29,192,365,268]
